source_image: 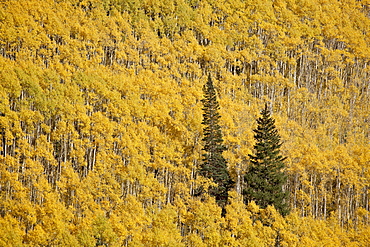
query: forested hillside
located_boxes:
[1,0,370,245]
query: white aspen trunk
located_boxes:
[324,191,327,219]
[236,163,241,195]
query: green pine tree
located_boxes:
[244,104,290,216]
[199,74,233,212]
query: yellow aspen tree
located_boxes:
[0,214,24,246]
[182,195,223,247]
[222,191,263,246]
[142,205,184,246]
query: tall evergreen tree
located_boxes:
[244,104,290,216]
[199,74,233,211]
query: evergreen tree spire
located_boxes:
[199,74,233,211]
[244,103,290,216]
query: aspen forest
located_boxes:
[1,0,370,246]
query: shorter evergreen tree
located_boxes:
[199,75,233,212]
[244,104,290,216]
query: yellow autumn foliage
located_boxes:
[0,0,369,245]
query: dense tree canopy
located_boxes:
[0,0,370,245]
